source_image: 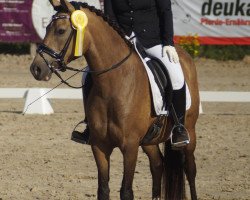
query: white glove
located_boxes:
[163,45,180,63]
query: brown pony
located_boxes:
[30,0,199,199]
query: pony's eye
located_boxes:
[57,28,66,35]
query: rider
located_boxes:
[72,0,190,148]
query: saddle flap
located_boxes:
[147,57,173,109]
[148,58,167,93]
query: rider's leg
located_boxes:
[144,45,185,90]
[71,73,91,144]
[144,45,189,148]
[171,83,190,147]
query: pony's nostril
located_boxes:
[31,64,41,78]
[34,66,41,77]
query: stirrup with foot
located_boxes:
[170,123,190,148]
[71,120,90,144]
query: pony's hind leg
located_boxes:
[142,145,163,199]
[184,129,197,200]
[91,144,113,200]
[120,142,140,200]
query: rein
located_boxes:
[37,13,133,89]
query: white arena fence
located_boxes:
[0,88,250,115]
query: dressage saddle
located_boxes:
[135,42,173,113]
[135,42,173,144]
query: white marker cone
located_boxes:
[23,88,54,115]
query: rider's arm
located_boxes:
[104,0,118,23]
[155,0,174,47]
[155,0,179,63]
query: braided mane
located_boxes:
[65,1,133,48]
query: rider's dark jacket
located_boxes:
[104,0,174,48]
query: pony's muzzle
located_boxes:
[30,62,52,81]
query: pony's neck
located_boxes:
[83,9,132,80]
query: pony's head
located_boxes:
[30,0,90,81]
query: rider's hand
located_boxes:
[163,45,180,63]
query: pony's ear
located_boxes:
[49,0,61,8]
[60,0,75,13]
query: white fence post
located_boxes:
[0,89,250,115]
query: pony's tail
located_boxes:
[162,141,185,200]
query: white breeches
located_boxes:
[144,45,185,90]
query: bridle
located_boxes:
[37,13,133,89]
[37,15,73,73]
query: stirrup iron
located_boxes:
[170,124,190,148]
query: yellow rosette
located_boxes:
[71,10,88,57]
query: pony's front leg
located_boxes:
[142,145,163,199]
[120,141,139,200]
[91,144,113,200]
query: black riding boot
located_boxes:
[170,84,190,149]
